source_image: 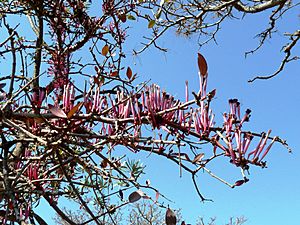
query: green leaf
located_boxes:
[127,14,136,20]
[148,20,156,28]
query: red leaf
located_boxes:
[197,53,208,77]
[165,208,177,225]
[102,45,109,56]
[192,153,205,163]
[155,191,160,203]
[208,89,216,100]
[128,190,144,203]
[146,179,151,186]
[118,13,127,23]
[100,159,108,168]
[110,71,119,77]
[93,76,101,86]
[67,102,83,118]
[48,104,67,118]
[34,118,43,124]
[142,195,150,199]
[234,180,245,187]
[119,190,124,200]
[126,67,132,80]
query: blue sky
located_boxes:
[3,2,299,224]
[123,6,300,225]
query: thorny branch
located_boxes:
[249,30,300,82]
[133,0,299,80]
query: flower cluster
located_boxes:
[31,87,46,108]
[102,0,115,15]
[62,83,75,112]
[211,99,276,168]
[109,21,127,43]
[47,1,69,91]
[47,62,277,171]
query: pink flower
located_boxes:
[31,87,46,108]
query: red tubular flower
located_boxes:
[25,204,30,220]
[239,109,251,127]
[215,140,229,154]
[99,97,108,113]
[193,111,200,134]
[108,93,117,116]
[242,132,253,154]
[123,99,131,118]
[141,91,145,110]
[27,164,32,180]
[247,134,264,160]
[162,91,167,110]
[107,124,114,135]
[150,85,158,112]
[135,96,142,124]
[179,110,185,126]
[254,130,271,160]
[234,129,243,157]
[84,94,92,113]
[198,72,208,97]
[129,97,136,123]
[227,137,236,164]
[187,108,193,133]
[178,109,183,125]
[152,85,158,110]
[91,87,98,113]
[201,105,210,134]
[31,87,46,108]
[185,80,189,102]
[33,163,38,180]
[161,125,172,134]
[228,99,240,120]
[229,99,234,115]
[20,207,23,218]
[157,86,161,109]
[259,136,276,162]
[62,83,76,112]
[134,125,141,137]
[95,88,101,112]
[63,84,70,111]
[116,91,124,115]
[223,113,233,136]
[145,90,150,109]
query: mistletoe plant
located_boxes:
[0,1,290,224]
